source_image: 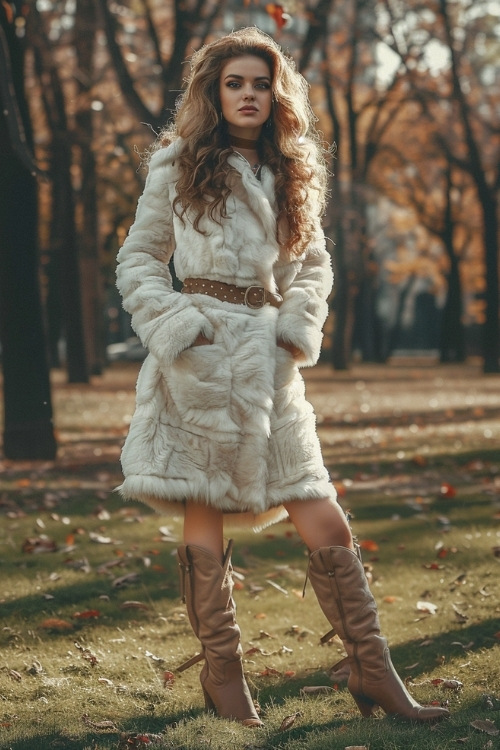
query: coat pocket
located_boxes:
[165,344,239,433]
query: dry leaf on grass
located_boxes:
[266,580,288,595]
[22,536,57,553]
[440,482,456,498]
[118,732,163,748]
[440,679,463,691]
[359,539,379,552]
[470,719,499,736]
[75,641,99,665]
[120,600,150,611]
[39,618,74,631]
[261,666,281,677]
[145,650,165,663]
[416,600,438,615]
[163,671,175,688]
[81,714,117,730]
[112,572,139,588]
[452,603,469,622]
[73,609,100,619]
[279,712,301,731]
[89,532,117,544]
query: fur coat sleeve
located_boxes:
[115,148,215,367]
[275,234,333,367]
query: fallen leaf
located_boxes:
[120,601,150,611]
[266,580,288,595]
[81,714,117,730]
[416,600,438,615]
[112,573,139,588]
[39,618,74,631]
[470,719,499,736]
[451,640,474,649]
[73,609,100,619]
[440,483,456,498]
[95,508,111,521]
[442,679,463,691]
[89,532,114,544]
[452,603,469,622]
[118,732,163,748]
[22,536,57,553]
[64,557,91,573]
[8,670,22,681]
[261,667,281,677]
[145,650,164,662]
[163,671,175,688]
[300,685,335,695]
[75,642,99,665]
[359,539,379,552]
[279,712,301,731]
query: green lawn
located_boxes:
[0,362,499,749]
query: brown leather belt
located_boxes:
[181,277,283,309]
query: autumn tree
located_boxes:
[378,0,500,372]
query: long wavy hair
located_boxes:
[157,27,329,258]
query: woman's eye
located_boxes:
[227,81,240,88]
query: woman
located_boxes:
[116,27,449,728]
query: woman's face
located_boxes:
[219,54,273,139]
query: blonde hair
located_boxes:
[158,27,328,258]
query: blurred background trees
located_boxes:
[1,0,499,456]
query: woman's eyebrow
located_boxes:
[224,74,271,82]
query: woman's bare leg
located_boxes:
[183,501,224,561]
[284,497,354,552]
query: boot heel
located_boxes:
[352,692,378,717]
[202,685,216,711]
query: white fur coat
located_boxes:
[116,139,337,529]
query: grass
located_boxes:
[0,362,499,749]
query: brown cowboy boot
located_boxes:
[177,540,262,727]
[308,545,450,722]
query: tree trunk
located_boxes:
[31,23,89,383]
[74,0,104,375]
[0,9,56,459]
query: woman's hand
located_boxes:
[277,339,303,359]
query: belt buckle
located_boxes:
[244,285,266,309]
